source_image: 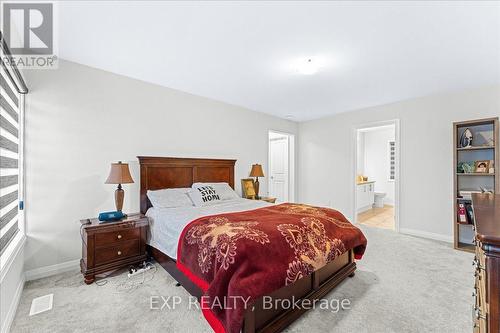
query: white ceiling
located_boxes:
[57,1,500,121]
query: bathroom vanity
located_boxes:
[357,181,375,213]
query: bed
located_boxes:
[138,156,366,333]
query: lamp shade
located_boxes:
[250,164,264,177]
[105,161,134,184]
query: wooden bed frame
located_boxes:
[138,156,356,333]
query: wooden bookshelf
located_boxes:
[453,117,499,253]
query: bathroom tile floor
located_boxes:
[358,205,395,230]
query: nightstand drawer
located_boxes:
[95,228,140,247]
[95,240,140,265]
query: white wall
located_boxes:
[298,85,500,241]
[356,131,365,175]
[363,127,395,205]
[23,60,298,272]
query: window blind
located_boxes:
[0,62,23,256]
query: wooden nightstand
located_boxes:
[80,213,149,284]
[258,197,277,203]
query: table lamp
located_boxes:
[105,161,134,211]
[250,164,264,199]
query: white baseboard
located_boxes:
[1,274,25,333]
[399,228,453,243]
[25,259,80,282]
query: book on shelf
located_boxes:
[457,201,475,225]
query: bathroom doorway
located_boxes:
[353,120,400,231]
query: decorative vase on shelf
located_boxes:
[459,128,473,148]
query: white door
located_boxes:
[269,136,289,202]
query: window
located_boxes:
[388,140,395,181]
[0,40,27,260]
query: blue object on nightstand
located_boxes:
[98,211,126,222]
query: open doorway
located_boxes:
[354,121,399,231]
[268,131,295,203]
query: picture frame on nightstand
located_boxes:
[241,178,256,199]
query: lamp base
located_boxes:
[115,185,124,212]
[254,178,260,200]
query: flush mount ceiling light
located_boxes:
[296,57,320,75]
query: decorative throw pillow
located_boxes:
[147,188,193,208]
[188,185,223,207]
[192,182,239,201]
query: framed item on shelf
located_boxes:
[476,131,494,147]
[475,160,490,173]
[241,178,256,199]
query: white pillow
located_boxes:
[188,185,223,207]
[147,188,193,208]
[192,182,239,201]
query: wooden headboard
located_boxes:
[137,156,236,214]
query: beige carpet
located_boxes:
[11,225,473,333]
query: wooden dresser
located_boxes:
[472,193,500,333]
[80,213,149,284]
